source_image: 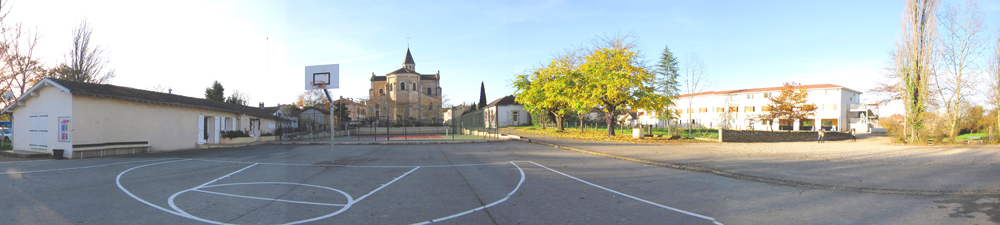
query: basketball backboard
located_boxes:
[304,64,340,90]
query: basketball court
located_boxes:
[0,143,723,224]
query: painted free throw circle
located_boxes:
[168,182,355,225]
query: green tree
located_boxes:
[333,100,350,127]
[654,45,680,133]
[205,80,225,102]
[478,82,487,109]
[766,82,818,132]
[577,34,667,136]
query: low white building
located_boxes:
[1,78,279,158]
[485,95,529,128]
[672,84,874,132]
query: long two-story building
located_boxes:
[670,84,877,132]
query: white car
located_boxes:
[2,128,10,141]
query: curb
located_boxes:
[517,138,1000,196]
[266,138,513,146]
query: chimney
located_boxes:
[259,102,264,108]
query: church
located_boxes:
[368,48,443,124]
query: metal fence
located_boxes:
[285,113,498,142]
[455,108,498,139]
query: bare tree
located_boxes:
[53,19,115,84]
[0,1,46,110]
[681,53,712,138]
[934,0,986,142]
[893,0,938,143]
[989,31,1000,142]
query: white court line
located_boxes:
[169,163,258,218]
[412,162,525,225]
[187,158,525,168]
[354,166,420,202]
[1,158,172,175]
[116,159,194,218]
[193,189,346,207]
[0,159,55,164]
[528,161,724,225]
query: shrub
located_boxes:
[222,131,250,138]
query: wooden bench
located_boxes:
[72,141,150,159]
[968,136,983,144]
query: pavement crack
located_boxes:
[440,150,499,225]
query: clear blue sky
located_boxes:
[9,0,1000,113]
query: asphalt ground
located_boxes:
[0,142,995,224]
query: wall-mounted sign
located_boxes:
[58,117,71,142]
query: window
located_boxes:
[512,111,519,123]
[400,82,405,90]
[764,93,771,98]
[379,89,384,95]
[825,104,838,111]
[745,106,755,112]
[699,108,708,113]
[715,107,724,113]
[412,83,416,90]
[729,106,738,112]
[746,94,753,99]
[762,105,772,111]
[429,105,434,110]
[427,88,432,95]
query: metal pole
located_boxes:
[322,89,334,151]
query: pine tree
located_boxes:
[478,82,487,109]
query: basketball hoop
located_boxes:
[311,81,327,89]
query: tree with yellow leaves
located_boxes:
[577,34,667,136]
[766,82,817,132]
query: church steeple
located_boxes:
[403,48,415,71]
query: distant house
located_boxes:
[0,78,279,158]
[484,95,529,128]
[263,104,298,130]
[332,97,366,122]
[298,106,329,131]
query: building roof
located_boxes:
[370,75,387,81]
[486,95,518,107]
[301,106,329,114]
[420,75,439,80]
[404,48,415,65]
[3,78,278,120]
[676,84,861,98]
[332,98,362,106]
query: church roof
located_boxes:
[389,67,418,74]
[370,75,386,81]
[404,48,415,64]
[420,75,438,80]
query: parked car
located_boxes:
[2,128,10,141]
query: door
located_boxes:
[197,115,206,144]
[29,115,48,149]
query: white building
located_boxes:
[671,84,874,132]
[1,78,278,158]
[484,95,530,128]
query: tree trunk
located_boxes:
[554,113,564,130]
[541,110,547,129]
[607,109,617,136]
[579,116,585,132]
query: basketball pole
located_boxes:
[323,88,334,151]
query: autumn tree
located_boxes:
[894,0,938,143]
[53,19,115,84]
[577,34,666,136]
[934,0,986,142]
[766,82,817,132]
[204,80,225,102]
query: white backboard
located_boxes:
[304,64,340,90]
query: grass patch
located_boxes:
[0,142,10,151]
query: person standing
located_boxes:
[818,129,825,143]
[851,128,856,142]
